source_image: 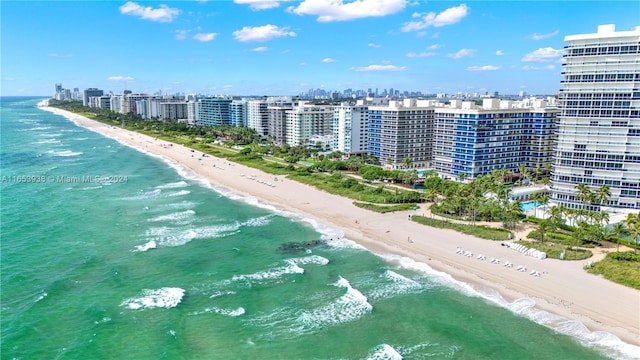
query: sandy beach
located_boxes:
[39,102,640,349]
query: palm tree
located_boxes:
[549,205,563,226]
[575,183,593,210]
[529,192,542,218]
[518,163,530,183]
[596,185,611,210]
[402,156,413,170]
[626,213,640,254]
[611,222,627,252]
[539,193,550,219]
[458,171,467,183]
[538,219,553,243]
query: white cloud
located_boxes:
[522,65,555,70]
[288,0,406,22]
[401,4,468,32]
[119,2,180,23]
[234,0,291,10]
[466,65,500,71]
[281,49,290,53]
[322,57,336,63]
[368,42,381,48]
[447,48,475,59]
[232,24,297,42]
[251,46,269,52]
[521,47,563,62]
[174,30,189,40]
[3,77,16,81]
[299,62,307,66]
[416,31,427,37]
[406,51,437,58]
[108,76,135,81]
[530,30,559,40]
[350,64,407,72]
[193,33,217,42]
[48,53,72,58]
[427,44,442,50]
[495,50,504,56]
[223,84,234,89]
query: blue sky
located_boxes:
[2,1,638,96]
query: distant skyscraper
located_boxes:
[551,24,640,210]
[55,83,62,94]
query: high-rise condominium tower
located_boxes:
[552,24,640,210]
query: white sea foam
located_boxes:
[287,255,330,266]
[165,190,190,197]
[206,307,246,317]
[148,210,195,223]
[134,240,157,252]
[381,254,640,360]
[209,290,236,299]
[81,186,103,190]
[367,270,423,301]
[161,201,198,210]
[143,223,239,247]
[299,276,372,329]
[232,262,304,284]
[155,181,188,189]
[324,237,367,251]
[35,292,48,303]
[48,150,83,157]
[122,287,185,310]
[366,344,403,360]
[242,214,274,227]
[35,139,60,144]
[123,189,162,201]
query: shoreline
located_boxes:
[38,102,640,354]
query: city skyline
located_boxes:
[2,1,639,96]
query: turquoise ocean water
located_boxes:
[1,97,636,359]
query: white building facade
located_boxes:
[551,24,640,210]
[333,103,369,155]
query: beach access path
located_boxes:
[40,103,640,347]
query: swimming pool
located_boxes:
[520,201,541,211]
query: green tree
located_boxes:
[402,156,413,169]
[596,185,611,209]
[611,222,627,252]
[575,183,593,210]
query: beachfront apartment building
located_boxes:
[198,97,232,127]
[333,103,369,155]
[110,95,123,113]
[247,97,292,137]
[123,94,150,115]
[551,24,640,210]
[268,103,294,145]
[432,99,558,181]
[186,99,201,125]
[368,99,436,170]
[83,88,103,107]
[230,99,248,127]
[159,101,188,121]
[285,102,333,146]
[247,99,270,136]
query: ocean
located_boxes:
[0,97,636,360]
